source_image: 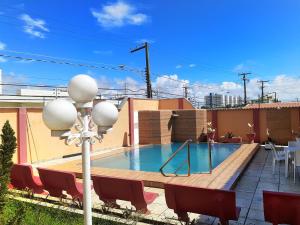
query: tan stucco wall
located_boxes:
[0,108,18,163]
[132,99,159,111]
[159,99,179,110]
[217,110,253,141]
[93,101,130,150]
[26,102,130,163]
[183,100,194,109]
[158,98,194,110]
[290,109,299,134]
[3,100,300,164]
[259,109,268,142]
[26,108,79,163]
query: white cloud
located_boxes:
[0,58,7,63]
[91,73,300,103]
[233,60,256,73]
[91,1,148,28]
[175,65,182,69]
[0,41,6,50]
[189,64,196,68]
[0,41,7,63]
[20,14,49,38]
[233,63,246,73]
[1,72,28,94]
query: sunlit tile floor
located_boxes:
[91,147,300,225]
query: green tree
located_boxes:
[0,121,17,214]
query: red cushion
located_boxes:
[33,176,43,186]
[145,191,159,204]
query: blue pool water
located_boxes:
[91,143,240,174]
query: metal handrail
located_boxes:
[159,139,192,176]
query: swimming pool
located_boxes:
[91,143,241,174]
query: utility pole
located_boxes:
[130,42,152,98]
[183,85,189,98]
[124,81,127,96]
[258,80,269,103]
[239,72,251,105]
[210,93,213,109]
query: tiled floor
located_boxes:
[91,147,300,225]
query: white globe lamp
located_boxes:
[92,101,118,133]
[68,74,98,104]
[43,74,119,225]
[42,99,77,136]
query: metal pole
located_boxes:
[130,42,152,99]
[239,72,251,105]
[82,109,92,225]
[144,42,152,98]
[187,143,191,176]
[208,141,212,173]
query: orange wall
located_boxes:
[259,110,268,142]
[217,109,253,141]
[208,108,300,144]
[3,100,300,164]
[183,99,194,109]
[158,98,194,110]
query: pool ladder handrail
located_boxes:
[159,139,192,177]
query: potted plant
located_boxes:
[219,132,242,143]
[207,122,215,142]
[292,129,300,142]
[247,123,256,143]
[264,128,273,150]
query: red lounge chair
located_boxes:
[164,183,240,225]
[10,164,44,194]
[92,175,158,214]
[263,191,300,225]
[37,167,87,202]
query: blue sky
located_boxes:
[0,0,300,100]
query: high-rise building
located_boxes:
[204,93,243,108]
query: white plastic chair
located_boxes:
[270,142,285,174]
[287,141,299,183]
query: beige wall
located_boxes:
[26,102,130,163]
[132,99,159,111]
[93,101,130,150]
[2,100,300,165]
[0,108,18,162]
[26,108,79,163]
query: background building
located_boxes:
[204,93,243,108]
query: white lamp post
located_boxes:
[42,74,118,225]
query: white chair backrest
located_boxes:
[288,141,300,147]
[270,143,280,160]
[296,151,300,166]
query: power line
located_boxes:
[0,52,144,75]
